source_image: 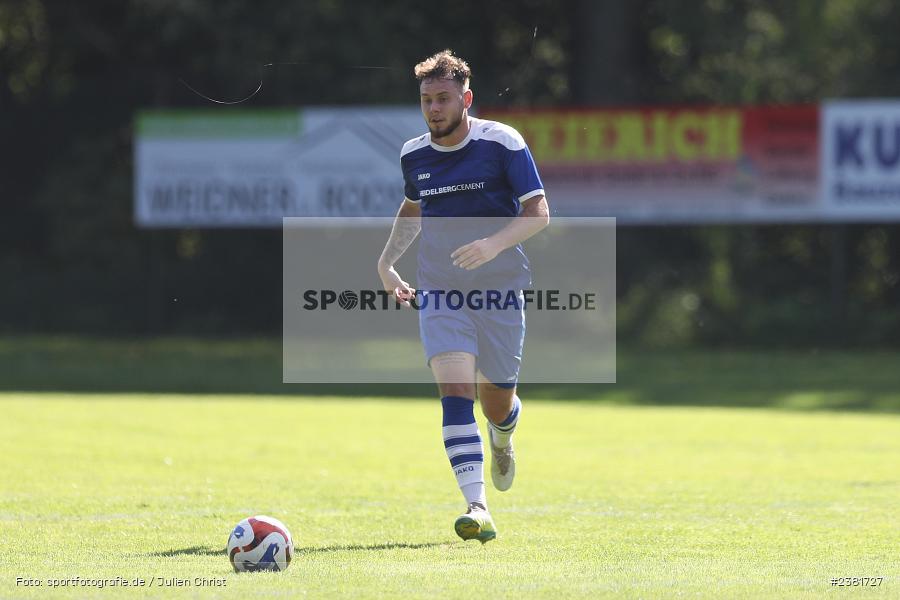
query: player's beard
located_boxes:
[428,109,465,141]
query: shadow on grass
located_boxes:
[1,337,899,413]
[149,541,448,559]
[295,541,449,555]
[149,546,224,557]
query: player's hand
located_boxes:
[378,264,416,308]
[451,238,502,270]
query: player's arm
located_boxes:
[451,195,549,270]
[377,198,421,306]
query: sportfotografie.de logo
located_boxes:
[301,289,598,311]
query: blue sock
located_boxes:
[489,395,521,448]
[441,396,485,506]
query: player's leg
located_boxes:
[472,290,525,492]
[430,352,496,543]
[430,352,481,507]
[477,374,520,492]
[477,373,516,424]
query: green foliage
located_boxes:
[4,0,900,344]
[618,224,900,347]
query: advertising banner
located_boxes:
[139,102,900,225]
[479,106,820,223]
[134,107,424,227]
[821,100,900,220]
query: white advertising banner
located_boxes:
[134,107,424,227]
[822,100,900,220]
[137,101,900,226]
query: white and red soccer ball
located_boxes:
[227,515,294,572]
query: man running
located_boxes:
[377,49,549,543]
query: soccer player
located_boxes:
[377,50,549,543]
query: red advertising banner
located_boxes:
[479,105,819,223]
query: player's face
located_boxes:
[420,78,470,141]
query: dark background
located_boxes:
[3,0,900,346]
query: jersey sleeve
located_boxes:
[504,144,544,202]
[401,155,421,203]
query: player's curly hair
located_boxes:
[414,50,471,88]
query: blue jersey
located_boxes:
[400,117,544,289]
[400,117,544,217]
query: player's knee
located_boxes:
[478,383,516,423]
[481,401,512,425]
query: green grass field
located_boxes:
[2,391,898,598]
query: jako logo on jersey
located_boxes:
[418,172,431,180]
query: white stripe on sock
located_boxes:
[443,422,483,489]
[446,442,483,458]
[442,424,475,438]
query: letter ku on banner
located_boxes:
[822,100,900,221]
